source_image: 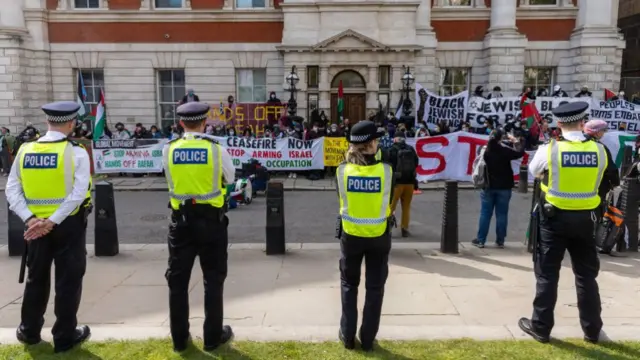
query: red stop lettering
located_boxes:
[415,136,449,176]
[458,136,488,175]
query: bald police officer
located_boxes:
[6,101,92,353]
[520,102,617,344]
[163,102,236,352]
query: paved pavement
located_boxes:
[0,191,533,245]
[0,243,638,343]
[0,174,483,192]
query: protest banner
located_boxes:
[405,131,631,183]
[207,102,288,136]
[213,136,325,171]
[323,137,348,167]
[415,85,468,130]
[591,99,640,133]
[92,139,166,174]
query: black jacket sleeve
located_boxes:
[599,145,620,198]
[499,141,526,160]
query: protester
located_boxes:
[575,86,592,98]
[150,125,164,139]
[520,87,536,100]
[133,123,150,139]
[583,120,620,203]
[472,129,525,249]
[387,132,419,237]
[486,86,503,99]
[552,85,569,97]
[0,127,11,175]
[473,86,484,98]
[112,122,131,139]
[266,91,282,125]
[537,88,549,97]
[179,88,199,104]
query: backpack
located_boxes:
[472,146,489,189]
[395,147,417,178]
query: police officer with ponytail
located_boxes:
[335,120,394,352]
[520,102,617,344]
[163,102,236,353]
[7,101,92,353]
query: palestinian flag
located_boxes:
[93,89,106,141]
[337,80,344,123]
[520,95,542,139]
[604,88,617,101]
[76,70,87,119]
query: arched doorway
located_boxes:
[331,70,366,123]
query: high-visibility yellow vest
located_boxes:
[375,149,382,161]
[336,162,392,237]
[165,135,224,210]
[541,139,607,210]
[18,140,92,218]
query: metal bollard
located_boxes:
[440,180,459,254]
[620,146,633,178]
[7,203,25,257]
[619,176,640,252]
[526,179,541,254]
[518,165,528,194]
[94,181,119,256]
[265,181,285,255]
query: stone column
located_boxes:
[483,0,526,97]
[367,65,379,112]
[318,66,330,114]
[569,0,624,93]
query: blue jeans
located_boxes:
[476,189,512,245]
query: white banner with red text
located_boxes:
[406,131,633,183]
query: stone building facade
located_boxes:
[618,0,640,93]
[0,0,625,132]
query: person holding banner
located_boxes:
[335,120,394,352]
[519,102,616,344]
[163,102,236,353]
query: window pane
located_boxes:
[173,87,186,102]
[155,0,182,8]
[253,86,267,102]
[453,69,468,87]
[172,70,185,86]
[236,0,253,8]
[331,70,365,88]
[238,87,253,102]
[529,0,557,4]
[237,70,253,87]
[81,71,93,86]
[160,104,177,120]
[253,70,266,86]
[379,66,390,88]
[307,66,319,88]
[443,0,471,5]
[75,0,99,8]
[252,0,266,7]
[159,71,173,86]
[93,71,104,86]
[160,87,174,103]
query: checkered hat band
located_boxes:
[557,110,588,123]
[46,113,77,122]
[180,114,208,121]
[350,134,370,142]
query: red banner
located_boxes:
[207,102,288,136]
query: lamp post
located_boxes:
[286,65,300,118]
[401,66,415,118]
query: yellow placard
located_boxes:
[324,137,349,166]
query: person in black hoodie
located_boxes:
[386,132,419,237]
[472,129,525,248]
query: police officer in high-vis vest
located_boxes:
[6,101,92,353]
[162,102,236,353]
[335,120,394,352]
[520,101,617,344]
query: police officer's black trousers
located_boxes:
[165,206,228,348]
[19,212,87,345]
[339,231,391,344]
[531,208,602,338]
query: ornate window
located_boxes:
[237,69,267,102]
[438,68,469,96]
[520,0,571,5]
[157,69,186,129]
[155,0,184,8]
[331,70,366,88]
[74,0,100,8]
[435,0,485,7]
[524,68,554,94]
[236,0,266,8]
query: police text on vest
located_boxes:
[23,153,58,169]
[347,176,382,193]
[561,151,598,168]
[173,149,208,164]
